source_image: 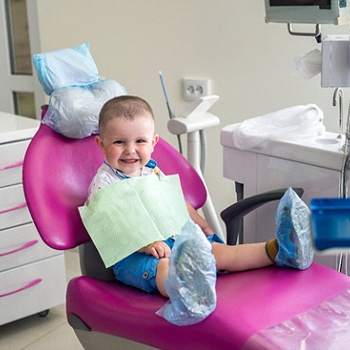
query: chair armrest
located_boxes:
[220,188,304,245]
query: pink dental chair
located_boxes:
[23,120,350,349]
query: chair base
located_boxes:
[74,329,157,350]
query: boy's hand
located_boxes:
[139,241,171,259]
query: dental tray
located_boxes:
[310,198,350,252]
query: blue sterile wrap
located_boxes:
[33,43,100,95]
[275,187,314,270]
[33,43,127,139]
[43,79,127,139]
[157,220,217,326]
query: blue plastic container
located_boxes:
[310,198,350,251]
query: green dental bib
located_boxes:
[79,174,190,268]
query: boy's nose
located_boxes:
[125,143,135,154]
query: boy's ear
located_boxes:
[95,135,105,154]
[152,133,159,149]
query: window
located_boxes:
[0,0,43,119]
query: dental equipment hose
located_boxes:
[337,101,350,273]
[340,101,350,199]
[199,130,206,175]
[159,71,183,154]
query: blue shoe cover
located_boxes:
[275,188,314,270]
[157,220,217,326]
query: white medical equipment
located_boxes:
[265,0,350,25]
[264,0,350,40]
[159,73,223,239]
[167,95,223,240]
[322,35,350,87]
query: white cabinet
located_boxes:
[221,123,347,273]
[0,112,66,325]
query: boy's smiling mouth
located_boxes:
[121,159,138,164]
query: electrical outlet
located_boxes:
[182,79,211,101]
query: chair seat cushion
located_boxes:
[66,263,350,349]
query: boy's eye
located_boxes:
[136,139,146,143]
[113,140,124,144]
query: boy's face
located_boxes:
[96,112,159,176]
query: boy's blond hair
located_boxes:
[99,96,154,137]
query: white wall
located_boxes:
[35,0,350,235]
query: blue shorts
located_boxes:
[110,234,224,293]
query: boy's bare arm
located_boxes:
[186,201,214,236]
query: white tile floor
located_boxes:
[0,250,83,350]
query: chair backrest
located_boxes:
[23,123,207,251]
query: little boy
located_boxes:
[86,95,313,298]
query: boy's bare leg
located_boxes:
[156,258,169,297]
[156,241,275,295]
[212,242,273,272]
